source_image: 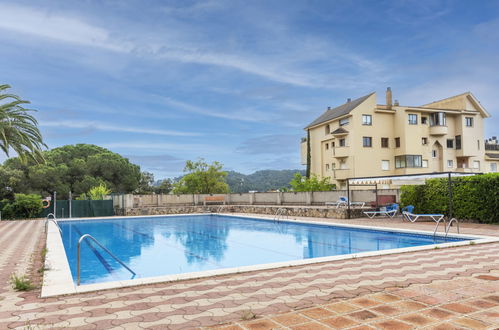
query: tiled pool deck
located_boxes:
[0,216,498,329]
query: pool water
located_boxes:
[59,215,469,285]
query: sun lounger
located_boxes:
[402,211,444,223]
[364,203,399,218]
[326,197,366,208]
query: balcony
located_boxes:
[429,125,448,136]
[333,146,350,158]
[334,168,352,180]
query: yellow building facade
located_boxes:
[301,88,496,188]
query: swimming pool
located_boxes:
[58,214,471,285]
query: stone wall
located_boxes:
[116,205,367,219]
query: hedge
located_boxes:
[400,173,499,223]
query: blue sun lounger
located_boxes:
[363,203,399,218]
[326,196,365,209]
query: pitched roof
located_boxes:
[305,92,374,129]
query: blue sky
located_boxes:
[1,0,498,179]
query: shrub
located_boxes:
[88,184,111,200]
[400,173,499,223]
[0,194,43,220]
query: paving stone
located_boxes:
[423,308,455,320]
[451,317,490,329]
[441,302,477,314]
[299,307,335,319]
[374,319,412,330]
[324,302,358,314]
[400,313,435,326]
[270,312,309,326]
[321,316,358,329]
[347,310,379,321]
[290,321,331,330]
[370,305,400,316]
[350,298,380,308]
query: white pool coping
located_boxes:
[42,213,499,297]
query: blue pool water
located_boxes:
[59,215,470,285]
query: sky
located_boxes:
[0,0,498,179]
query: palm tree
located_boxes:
[0,84,46,162]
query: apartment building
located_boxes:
[301,88,493,188]
[485,136,499,172]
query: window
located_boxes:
[339,118,349,126]
[363,136,372,147]
[477,140,480,150]
[430,112,446,126]
[491,163,497,172]
[339,138,346,147]
[325,143,329,150]
[473,160,480,169]
[362,114,372,125]
[381,160,389,171]
[395,137,400,148]
[422,137,428,145]
[465,117,473,127]
[395,155,422,168]
[408,114,418,125]
[421,116,428,124]
[455,135,462,150]
[446,139,454,148]
[432,150,437,158]
[332,142,335,147]
[422,160,428,168]
[340,160,347,169]
[325,124,330,134]
[381,137,389,148]
[332,163,336,169]
[447,160,454,168]
[326,164,330,171]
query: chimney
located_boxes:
[394,99,399,106]
[386,87,392,109]
[347,98,351,103]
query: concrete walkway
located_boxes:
[0,217,498,329]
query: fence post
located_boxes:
[306,192,312,205]
[277,192,282,205]
[249,193,255,205]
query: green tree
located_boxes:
[0,84,46,162]
[0,144,142,198]
[88,184,111,200]
[154,178,173,194]
[173,159,229,194]
[1,193,42,219]
[136,171,155,194]
[289,173,335,192]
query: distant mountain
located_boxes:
[226,169,305,193]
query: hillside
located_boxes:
[226,169,304,193]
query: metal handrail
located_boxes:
[433,217,447,236]
[217,205,225,213]
[274,208,287,222]
[77,234,136,285]
[445,218,460,238]
[45,214,62,234]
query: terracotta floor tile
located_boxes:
[452,317,490,329]
[371,305,400,316]
[476,275,499,281]
[270,313,309,326]
[347,310,379,321]
[321,316,357,329]
[350,298,380,308]
[400,313,435,326]
[484,295,499,303]
[392,300,427,313]
[441,303,477,314]
[299,307,335,320]
[374,320,412,330]
[349,326,375,330]
[473,310,499,324]
[423,308,455,320]
[370,293,401,303]
[241,319,279,329]
[290,321,331,330]
[324,302,359,314]
[468,299,497,309]
[412,294,443,305]
[431,322,466,330]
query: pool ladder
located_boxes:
[433,218,460,238]
[77,234,136,285]
[274,208,288,222]
[45,213,62,234]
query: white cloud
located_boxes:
[39,120,201,137]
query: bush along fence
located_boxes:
[400,173,499,223]
[1,195,114,220]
